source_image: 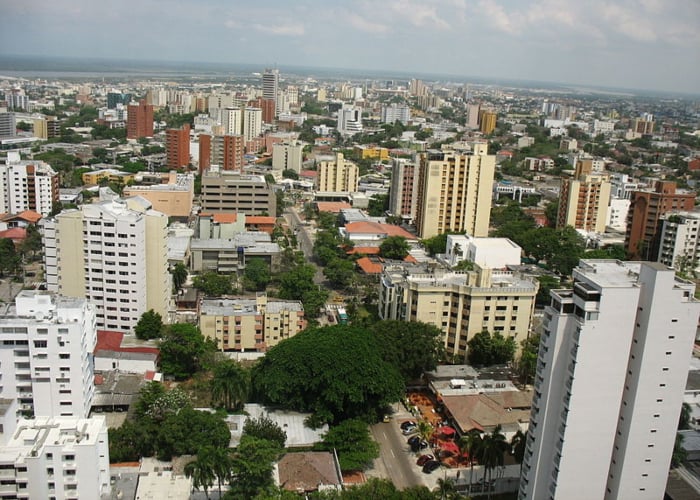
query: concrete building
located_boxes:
[415,144,496,238]
[272,141,303,175]
[190,231,280,273]
[381,103,411,125]
[42,198,170,334]
[0,152,59,216]
[200,294,306,352]
[122,171,194,218]
[243,107,262,141]
[262,68,279,116]
[197,212,246,239]
[625,181,696,260]
[0,292,97,419]
[165,124,190,169]
[479,111,497,134]
[0,112,16,137]
[126,100,153,139]
[81,168,135,186]
[200,167,276,215]
[388,158,419,222]
[336,104,363,136]
[519,260,699,500]
[198,133,211,173]
[203,134,245,172]
[557,172,611,233]
[607,197,631,232]
[445,234,522,269]
[316,153,359,193]
[0,415,110,499]
[657,211,700,274]
[379,264,537,361]
[222,106,242,135]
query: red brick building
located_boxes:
[126,100,153,139]
[166,124,191,169]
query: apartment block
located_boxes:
[122,171,194,218]
[556,173,611,233]
[165,124,190,169]
[388,158,419,223]
[415,144,495,238]
[0,152,59,216]
[42,198,170,334]
[379,264,537,361]
[243,107,262,141]
[520,260,699,500]
[126,100,153,139]
[0,291,96,419]
[199,134,245,172]
[316,153,359,193]
[272,141,303,175]
[479,111,497,134]
[199,294,306,352]
[381,103,411,125]
[657,211,700,274]
[200,167,276,215]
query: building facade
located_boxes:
[388,158,419,222]
[520,260,699,500]
[415,144,495,238]
[0,152,59,216]
[199,295,305,352]
[657,211,700,274]
[42,199,170,334]
[243,107,262,141]
[556,173,611,232]
[122,171,194,218]
[379,265,537,361]
[336,104,363,136]
[262,69,279,116]
[165,124,190,169]
[316,153,359,193]
[381,103,411,125]
[200,168,276,215]
[126,100,153,139]
[272,141,303,175]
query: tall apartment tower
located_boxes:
[42,199,170,334]
[625,181,696,260]
[479,110,497,134]
[657,211,700,274]
[165,124,190,169]
[0,291,97,419]
[243,107,262,141]
[222,106,242,135]
[262,69,279,117]
[0,152,59,216]
[415,144,495,238]
[388,158,419,223]
[126,99,154,139]
[198,133,212,173]
[272,141,303,175]
[556,160,611,232]
[519,260,700,500]
[316,153,359,192]
[0,112,17,136]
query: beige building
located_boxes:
[557,160,611,233]
[199,295,306,352]
[316,153,359,193]
[122,171,194,218]
[415,144,496,238]
[82,169,136,186]
[272,141,304,175]
[379,264,538,362]
[42,197,171,334]
[200,167,277,215]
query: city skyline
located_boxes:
[1,0,698,95]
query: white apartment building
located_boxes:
[272,141,303,175]
[316,153,359,193]
[609,173,642,200]
[222,107,242,135]
[243,107,262,141]
[0,291,96,419]
[592,119,616,135]
[42,198,170,334]
[520,260,700,500]
[336,104,363,136]
[607,197,631,232]
[658,211,700,274]
[381,103,411,125]
[444,234,522,269]
[0,152,58,216]
[0,415,110,499]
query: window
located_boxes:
[33,340,47,348]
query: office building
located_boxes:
[415,144,495,238]
[0,415,110,499]
[200,294,306,352]
[165,124,190,169]
[0,151,59,216]
[657,211,700,274]
[272,141,303,175]
[262,68,279,116]
[122,171,195,218]
[607,198,631,232]
[379,264,537,361]
[107,92,131,109]
[243,107,262,141]
[388,158,419,222]
[0,112,16,137]
[337,104,363,136]
[316,153,359,193]
[625,181,696,260]
[190,231,280,274]
[520,260,700,500]
[200,167,276,215]
[42,198,170,334]
[479,111,497,134]
[633,118,655,135]
[556,160,611,233]
[381,103,411,125]
[0,291,97,419]
[126,99,154,139]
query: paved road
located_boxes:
[284,206,325,285]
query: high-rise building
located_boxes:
[198,133,211,173]
[107,92,132,109]
[625,181,696,260]
[316,153,359,192]
[657,211,700,275]
[126,99,154,139]
[0,151,59,216]
[200,168,276,215]
[379,264,537,362]
[165,124,190,169]
[381,103,411,125]
[466,104,480,129]
[272,141,303,175]
[520,260,700,500]
[243,107,262,141]
[0,291,97,418]
[479,110,497,134]
[0,112,16,136]
[556,160,611,233]
[262,68,279,117]
[42,198,170,334]
[388,158,419,222]
[209,134,245,171]
[633,118,655,135]
[222,106,242,135]
[415,144,495,238]
[336,104,363,136]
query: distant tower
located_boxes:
[127,99,154,139]
[262,68,279,118]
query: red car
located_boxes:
[416,454,434,466]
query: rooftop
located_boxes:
[201,297,303,316]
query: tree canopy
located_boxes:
[251,325,404,424]
[278,264,328,318]
[379,236,410,260]
[192,272,235,296]
[243,258,271,291]
[467,330,517,366]
[158,324,216,380]
[134,309,164,340]
[243,416,287,449]
[316,419,379,471]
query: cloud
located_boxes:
[252,23,305,36]
[346,13,391,34]
[390,0,451,29]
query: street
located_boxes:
[284,206,325,285]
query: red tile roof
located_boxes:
[356,256,384,274]
[347,246,381,255]
[316,202,352,213]
[344,221,417,239]
[245,216,276,224]
[95,330,160,356]
[1,210,42,224]
[0,227,26,240]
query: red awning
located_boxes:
[440,441,461,454]
[439,426,456,436]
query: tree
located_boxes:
[323,258,355,289]
[421,233,450,256]
[19,224,42,261]
[479,425,509,500]
[679,402,692,430]
[467,331,516,366]
[544,200,559,227]
[192,272,234,296]
[416,419,434,445]
[227,436,283,498]
[172,262,188,291]
[158,324,216,380]
[434,477,457,500]
[370,320,444,381]
[379,236,410,260]
[535,275,560,307]
[367,194,389,217]
[282,169,299,180]
[517,334,541,384]
[672,432,687,468]
[134,309,164,340]
[243,416,287,448]
[278,264,329,318]
[243,258,271,291]
[251,325,404,424]
[0,239,21,277]
[211,359,249,411]
[155,407,231,460]
[459,429,483,496]
[185,448,216,500]
[317,419,379,471]
[510,430,527,475]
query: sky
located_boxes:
[1,0,699,94]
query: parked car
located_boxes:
[422,460,441,474]
[411,439,429,453]
[402,425,418,435]
[416,454,434,466]
[400,420,417,430]
[407,435,421,446]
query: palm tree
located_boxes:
[479,425,509,500]
[210,447,233,499]
[435,477,457,500]
[510,430,527,475]
[210,359,249,411]
[458,429,483,496]
[416,419,435,447]
[172,262,188,291]
[184,448,215,500]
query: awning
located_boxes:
[440,441,461,455]
[439,426,456,436]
